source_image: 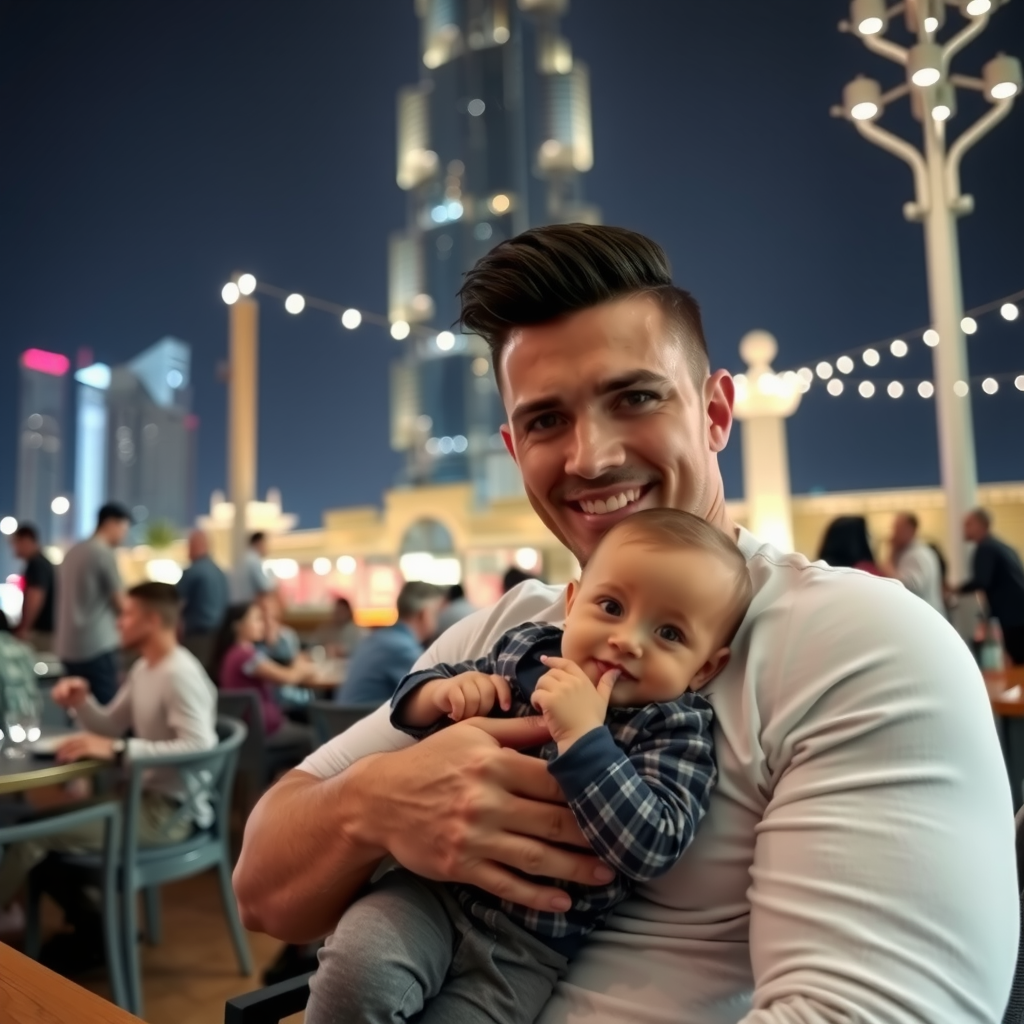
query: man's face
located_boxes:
[499,297,734,565]
[118,596,154,649]
[411,600,442,644]
[964,514,985,543]
[891,515,915,551]
[108,519,130,546]
[11,536,33,561]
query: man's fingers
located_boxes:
[497,792,590,848]
[470,714,552,750]
[466,861,574,914]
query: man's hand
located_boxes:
[361,715,615,912]
[431,671,513,721]
[56,733,116,763]
[532,655,619,752]
[51,677,91,710]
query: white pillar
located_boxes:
[228,295,259,571]
[732,331,802,552]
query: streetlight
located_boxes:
[833,0,1021,582]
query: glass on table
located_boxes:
[2,694,43,760]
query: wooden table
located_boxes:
[0,754,104,796]
[0,942,143,1023]
[985,666,1024,717]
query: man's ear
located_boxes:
[500,425,517,463]
[705,370,734,454]
[690,648,730,690]
[564,579,579,615]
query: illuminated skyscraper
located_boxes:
[390,0,597,499]
[16,348,70,545]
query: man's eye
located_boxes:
[598,599,622,616]
[526,412,562,432]
[657,625,684,643]
[621,391,658,408]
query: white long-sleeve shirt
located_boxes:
[894,540,946,616]
[76,645,217,824]
[300,528,1018,1024]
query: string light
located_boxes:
[918,381,934,398]
[836,356,854,374]
[982,377,999,394]
[858,381,875,398]
[813,371,1024,400]
[890,339,908,357]
[284,293,305,314]
[826,379,844,396]
[961,316,978,334]
[816,361,833,379]
[1003,303,1020,321]
[887,381,904,398]
[923,329,939,347]
[953,381,970,396]
[862,348,880,366]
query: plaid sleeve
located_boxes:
[547,695,716,882]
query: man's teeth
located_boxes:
[579,489,641,515]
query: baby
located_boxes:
[307,508,753,1024]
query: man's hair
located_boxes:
[396,580,443,619]
[459,223,709,387]
[898,511,919,532]
[502,567,534,594]
[249,531,266,546]
[591,508,753,647]
[97,502,132,528]
[12,523,39,542]
[127,581,180,629]
[969,507,991,530]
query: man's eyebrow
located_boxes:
[510,370,673,423]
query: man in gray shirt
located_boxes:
[231,531,274,605]
[55,502,131,704]
[177,528,229,672]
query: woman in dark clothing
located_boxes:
[817,516,881,575]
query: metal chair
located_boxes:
[224,971,313,1024]
[308,701,379,747]
[28,716,253,1017]
[4,800,130,1010]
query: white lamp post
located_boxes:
[833,0,1020,581]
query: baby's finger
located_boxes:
[539,655,574,671]
[491,674,513,711]
[530,689,548,714]
[449,685,466,721]
[462,680,482,720]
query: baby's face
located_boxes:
[561,538,738,706]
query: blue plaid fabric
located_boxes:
[391,622,716,953]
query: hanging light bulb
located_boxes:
[858,381,876,398]
[863,348,880,366]
[918,381,935,398]
[826,379,844,396]
[890,339,908,357]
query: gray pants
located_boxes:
[306,869,568,1024]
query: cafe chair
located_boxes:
[225,971,314,1024]
[308,700,379,747]
[28,716,252,1018]
[8,800,130,1010]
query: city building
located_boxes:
[74,337,195,539]
[388,0,598,500]
[15,348,70,546]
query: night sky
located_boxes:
[1,1,1022,530]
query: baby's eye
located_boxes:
[598,599,622,617]
[657,625,684,644]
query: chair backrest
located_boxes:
[122,715,247,865]
[224,971,312,1024]
[217,689,266,781]
[1003,807,1024,1024]
[308,701,379,747]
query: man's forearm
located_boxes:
[233,761,386,943]
[19,588,44,633]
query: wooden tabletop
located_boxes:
[0,942,144,1023]
[0,756,104,796]
[985,666,1024,718]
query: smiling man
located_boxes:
[233,224,1016,1023]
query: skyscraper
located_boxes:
[74,338,195,538]
[389,0,597,500]
[16,348,70,545]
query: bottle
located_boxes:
[980,618,1006,672]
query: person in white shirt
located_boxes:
[0,582,217,930]
[233,224,1017,1024]
[886,511,947,617]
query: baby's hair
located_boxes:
[590,509,753,646]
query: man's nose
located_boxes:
[564,415,625,479]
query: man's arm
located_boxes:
[126,666,215,759]
[74,680,133,737]
[959,542,994,596]
[17,587,45,636]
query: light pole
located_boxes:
[833,0,1020,581]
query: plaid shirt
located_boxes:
[391,622,716,955]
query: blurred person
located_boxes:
[213,602,318,745]
[9,524,56,652]
[55,503,132,705]
[176,528,229,672]
[959,508,1024,665]
[502,566,536,593]
[0,582,216,969]
[334,582,443,707]
[232,531,274,605]
[434,583,475,637]
[314,597,363,658]
[235,224,1015,1024]
[261,592,302,666]
[816,515,880,574]
[883,512,945,616]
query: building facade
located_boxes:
[15,348,70,545]
[389,0,597,501]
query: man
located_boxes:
[234,225,1016,1023]
[0,581,216,961]
[177,528,229,672]
[9,523,56,652]
[313,597,363,658]
[434,583,475,637]
[55,503,132,704]
[884,511,945,616]
[335,581,443,706]
[960,508,1024,665]
[231,532,274,605]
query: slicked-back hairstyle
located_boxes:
[127,581,181,629]
[591,508,753,647]
[458,224,709,388]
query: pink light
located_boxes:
[22,348,70,376]
[185,414,199,430]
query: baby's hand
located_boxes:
[432,672,513,722]
[531,656,620,751]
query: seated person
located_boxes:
[0,610,42,735]
[214,602,320,746]
[334,581,443,707]
[313,597,364,659]
[0,582,216,964]
[306,509,752,1024]
[261,592,302,667]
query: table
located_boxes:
[985,666,1024,717]
[0,753,104,796]
[0,941,144,1023]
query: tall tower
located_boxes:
[389,0,597,501]
[16,348,69,545]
